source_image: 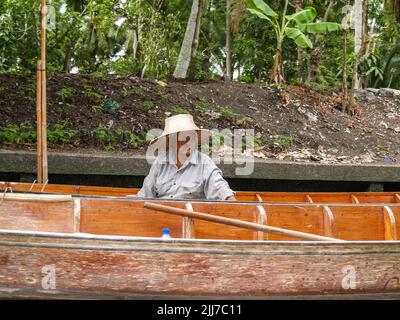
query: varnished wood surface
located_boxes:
[1,196,400,240]
[1,181,399,204]
[0,231,400,298]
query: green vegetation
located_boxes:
[23,80,36,93]
[171,106,189,115]
[272,134,293,152]
[195,102,209,118]
[0,123,36,144]
[142,101,156,114]
[0,122,77,145]
[0,0,398,91]
[57,87,75,102]
[47,124,78,145]
[218,106,240,120]
[91,104,103,113]
[94,125,145,151]
[85,87,103,100]
[103,99,121,114]
[246,0,342,83]
[375,144,387,157]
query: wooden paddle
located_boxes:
[144,202,345,242]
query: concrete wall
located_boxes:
[1,150,399,192]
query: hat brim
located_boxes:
[150,129,212,147]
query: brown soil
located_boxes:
[0,73,399,164]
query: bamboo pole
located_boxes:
[144,202,345,242]
[36,60,43,183]
[39,0,48,182]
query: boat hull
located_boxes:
[1,230,400,299]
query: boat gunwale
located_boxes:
[1,228,400,247]
[2,190,400,206]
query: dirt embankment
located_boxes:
[0,73,399,164]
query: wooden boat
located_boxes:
[0,181,400,299]
[2,181,400,204]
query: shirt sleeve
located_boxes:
[137,160,160,198]
[203,166,235,200]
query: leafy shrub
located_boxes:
[48,124,77,145]
[195,102,209,118]
[272,134,293,152]
[57,87,75,102]
[0,123,36,144]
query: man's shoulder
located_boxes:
[196,151,219,169]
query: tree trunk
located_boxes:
[173,0,203,79]
[191,0,203,59]
[305,0,334,84]
[343,27,349,104]
[348,0,369,111]
[354,0,365,89]
[270,43,284,84]
[295,0,303,80]
[63,40,74,73]
[225,0,232,81]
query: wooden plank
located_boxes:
[188,203,256,240]
[0,201,74,232]
[329,206,385,240]
[264,205,325,241]
[2,182,400,204]
[80,199,184,238]
[183,203,195,239]
[395,194,400,203]
[306,194,314,203]
[322,206,334,238]
[383,206,397,241]
[144,202,344,241]
[1,233,399,298]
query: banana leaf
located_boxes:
[286,27,313,48]
[285,7,317,24]
[247,8,274,21]
[299,22,342,33]
[245,0,278,18]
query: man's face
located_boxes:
[169,131,197,157]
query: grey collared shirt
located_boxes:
[137,149,235,200]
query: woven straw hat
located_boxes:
[150,114,211,146]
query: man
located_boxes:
[137,114,236,200]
